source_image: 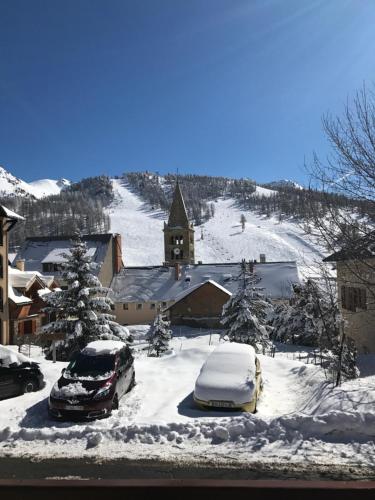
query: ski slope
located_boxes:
[108,179,325,272]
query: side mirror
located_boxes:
[61,368,66,375]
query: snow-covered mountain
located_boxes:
[108,178,325,276]
[0,166,70,199]
[263,179,304,190]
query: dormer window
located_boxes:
[42,263,61,273]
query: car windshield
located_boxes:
[66,354,115,378]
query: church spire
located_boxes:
[167,181,189,228]
[163,180,195,266]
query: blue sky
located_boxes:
[1,0,375,184]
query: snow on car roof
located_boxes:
[0,345,32,366]
[82,340,126,356]
[194,342,258,405]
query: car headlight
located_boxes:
[93,382,112,400]
[50,381,62,399]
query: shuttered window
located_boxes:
[341,285,367,312]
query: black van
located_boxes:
[48,340,135,420]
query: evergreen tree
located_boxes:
[146,313,172,357]
[324,334,359,385]
[43,232,129,359]
[240,213,247,232]
[270,280,340,347]
[221,260,271,352]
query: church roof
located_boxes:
[110,261,299,303]
[167,181,190,228]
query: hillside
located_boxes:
[108,178,326,274]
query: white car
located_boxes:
[193,342,262,412]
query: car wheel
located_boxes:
[127,372,135,393]
[112,393,119,410]
[22,379,38,394]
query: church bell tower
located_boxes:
[164,181,195,266]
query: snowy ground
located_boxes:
[1,327,374,467]
[108,179,326,277]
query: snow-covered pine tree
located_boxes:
[146,313,172,357]
[221,260,271,352]
[270,280,340,347]
[323,333,359,385]
[43,232,129,359]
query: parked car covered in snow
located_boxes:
[0,346,45,400]
[48,340,135,420]
[193,342,262,412]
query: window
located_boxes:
[136,303,143,310]
[123,303,129,310]
[0,230,3,247]
[341,285,367,312]
[42,263,61,273]
[162,301,167,308]
[0,255,3,279]
[0,286,3,312]
[150,303,156,309]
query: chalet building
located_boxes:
[324,233,375,353]
[110,181,299,326]
[0,205,24,345]
[14,233,123,288]
[8,265,59,344]
[166,280,232,328]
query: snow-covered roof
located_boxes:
[8,252,16,265]
[194,343,257,405]
[8,285,32,305]
[170,279,232,307]
[110,261,299,303]
[37,288,52,298]
[82,340,126,356]
[8,266,55,304]
[14,234,113,276]
[8,267,48,289]
[0,205,25,221]
[41,246,96,264]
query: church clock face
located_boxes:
[173,247,181,256]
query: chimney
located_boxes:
[260,253,266,263]
[113,234,123,274]
[175,262,181,281]
[16,259,25,272]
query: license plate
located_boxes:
[62,405,85,411]
[209,401,233,408]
